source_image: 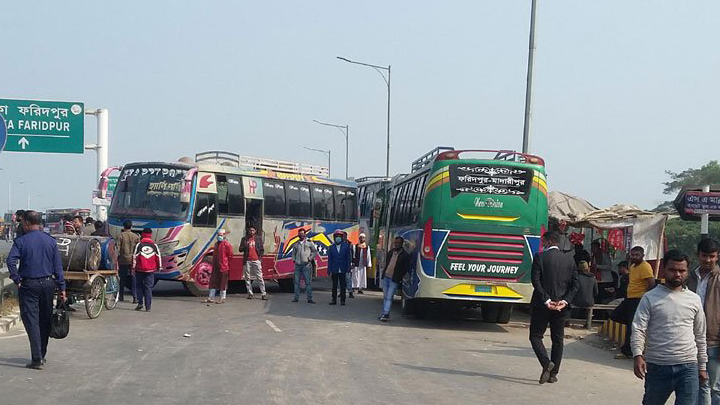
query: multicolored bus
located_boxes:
[45,208,91,234]
[104,151,359,296]
[359,147,547,323]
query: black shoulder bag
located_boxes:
[50,299,70,339]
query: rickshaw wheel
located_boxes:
[104,275,120,310]
[85,276,106,319]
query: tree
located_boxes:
[663,160,720,195]
[665,218,720,268]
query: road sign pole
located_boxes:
[702,184,710,239]
[85,108,109,221]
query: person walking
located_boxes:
[351,233,371,296]
[687,238,720,405]
[617,246,656,359]
[291,228,318,304]
[117,220,140,303]
[378,236,411,322]
[327,230,352,306]
[632,249,708,405]
[529,230,579,384]
[204,229,233,304]
[241,226,267,300]
[132,228,161,312]
[6,210,67,370]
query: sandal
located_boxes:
[202,299,214,303]
[215,299,226,304]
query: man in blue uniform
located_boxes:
[7,210,66,370]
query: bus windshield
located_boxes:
[110,165,190,220]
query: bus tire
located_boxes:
[496,304,513,324]
[183,281,208,297]
[481,302,501,323]
[401,295,417,316]
[277,278,295,293]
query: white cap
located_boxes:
[359,233,366,238]
[218,229,227,235]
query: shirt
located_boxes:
[247,239,259,261]
[385,251,399,279]
[627,261,654,299]
[696,269,711,307]
[631,284,707,370]
[7,230,66,291]
[118,230,140,266]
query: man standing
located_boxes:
[241,226,267,300]
[117,220,140,303]
[351,233,372,296]
[132,228,161,312]
[6,210,67,370]
[687,238,720,405]
[529,230,579,384]
[14,210,26,239]
[327,230,352,306]
[291,228,318,304]
[632,249,708,405]
[617,246,656,359]
[378,236,411,322]
[205,229,233,304]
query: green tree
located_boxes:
[663,160,720,194]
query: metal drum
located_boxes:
[53,235,102,272]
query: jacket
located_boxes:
[687,265,720,347]
[531,248,579,308]
[327,242,352,274]
[352,245,372,269]
[213,239,233,273]
[133,237,162,272]
[572,272,599,308]
[382,249,411,283]
[292,239,318,266]
[240,235,265,263]
[117,230,140,266]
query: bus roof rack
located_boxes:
[195,151,330,177]
[411,146,454,172]
[355,176,392,184]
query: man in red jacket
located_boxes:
[132,228,161,312]
[205,229,233,304]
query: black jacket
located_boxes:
[240,235,265,263]
[382,249,411,284]
[571,272,598,308]
[531,248,579,308]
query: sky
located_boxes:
[0,1,718,214]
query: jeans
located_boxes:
[381,277,398,316]
[331,273,347,303]
[700,347,720,405]
[19,277,55,362]
[118,264,136,301]
[347,270,353,291]
[293,264,313,301]
[643,362,699,405]
[529,305,567,374]
[135,272,154,310]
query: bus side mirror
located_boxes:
[180,191,191,204]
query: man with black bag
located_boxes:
[6,210,67,370]
[529,231,579,385]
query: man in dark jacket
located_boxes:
[240,226,266,300]
[327,230,353,306]
[571,260,598,319]
[378,236,411,322]
[529,230,579,384]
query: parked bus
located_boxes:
[356,176,392,288]
[359,147,547,323]
[45,208,91,234]
[104,151,359,296]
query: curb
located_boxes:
[0,310,21,334]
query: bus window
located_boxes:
[227,175,244,215]
[287,182,312,218]
[263,181,286,216]
[193,193,217,227]
[216,175,230,214]
[417,174,427,209]
[334,188,347,221]
[334,187,358,221]
[323,187,335,220]
[312,186,325,219]
[346,189,358,220]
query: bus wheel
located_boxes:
[481,302,501,323]
[401,295,417,316]
[496,304,513,324]
[183,281,209,297]
[277,278,294,293]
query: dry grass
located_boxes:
[0,297,19,317]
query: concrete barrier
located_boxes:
[601,319,627,346]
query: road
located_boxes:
[0,279,645,405]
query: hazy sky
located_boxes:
[1,1,718,214]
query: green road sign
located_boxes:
[0,99,84,153]
[107,175,119,198]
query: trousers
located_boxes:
[19,277,55,362]
[643,362,699,405]
[135,272,154,309]
[244,260,266,295]
[118,264,136,301]
[293,264,313,301]
[529,305,567,374]
[331,273,347,302]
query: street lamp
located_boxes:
[303,146,331,177]
[313,120,349,179]
[337,56,391,177]
[521,0,538,154]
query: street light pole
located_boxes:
[521,0,538,154]
[313,120,349,179]
[303,146,331,177]
[337,56,391,177]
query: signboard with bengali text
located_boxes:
[0,98,84,153]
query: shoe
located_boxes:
[135,304,144,311]
[341,301,346,306]
[145,308,151,312]
[132,300,138,304]
[380,314,389,322]
[292,298,299,303]
[548,375,558,383]
[66,306,77,312]
[261,294,268,300]
[41,358,47,365]
[307,300,316,304]
[25,362,43,370]
[247,294,253,300]
[348,293,355,299]
[357,290,364,295]
[615,353,633,360]
[539,361,555,385]
[329,301,337,306]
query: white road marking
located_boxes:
[265,320,281,333]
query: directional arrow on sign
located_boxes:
[18,137,29,149]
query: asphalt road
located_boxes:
[0,279,646,405]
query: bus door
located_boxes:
[242,177,264,235]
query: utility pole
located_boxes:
[85,109,109,220]
[521,0,538,154]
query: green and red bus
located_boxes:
[358,148,548,323]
